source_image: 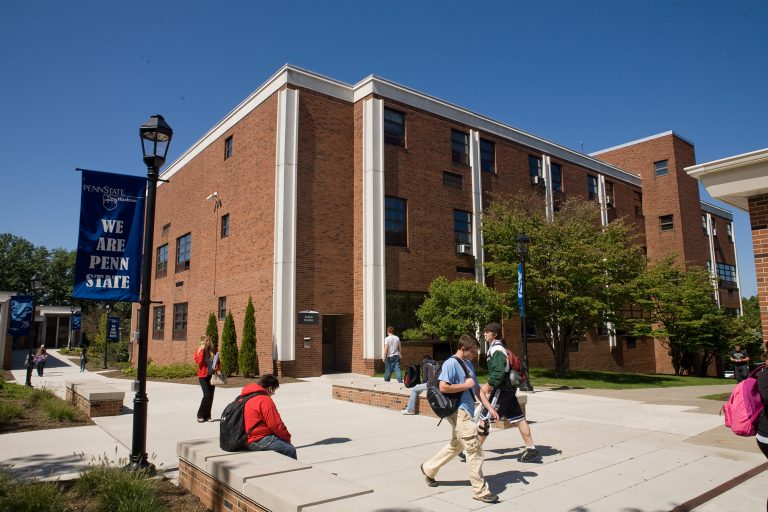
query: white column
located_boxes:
[272,88,299,362]
[731,221,744,315]
[362,99,386,360]
[543,155,554,222]
[705,213,720,306]
[469,130,485,284]
[597,174,609,226]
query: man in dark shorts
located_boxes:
[730,344,751,383]
[474,322,539,462]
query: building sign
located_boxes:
[107,317,121,342]
[298,310,320,325]
[7,295,33,337]
[73,170,147,302]
[72,313,82,331]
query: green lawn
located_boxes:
[375,367,730,390]
[699,392,731,402]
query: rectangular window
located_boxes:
[224,136,233,160]
[172,302,188,341]
[176,233,191,271]
[727,223,733,242]
[156,244,168,278]
[551,163,562,192]
[588,175,598,200]
[529,155,542,185]
[654,160,669,176]
[162,223,170,238]
[626,337,637,349]
[606,181,615,208]
[451,129,469,165]
[384,108,405,147]
[218,297,227,321]
[385,196,407,246]
[456,266,475,276]
[443,171,463,190]
[702,214,708,234]
[152,306,165,340]
[660,215,674,231]
[386,290,427,335]
[480,138,495,173]
[716,262,737,285]
[634,191,643,217]
[221,214,230,238]
[454,210,472,246]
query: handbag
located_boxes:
[210,372,227,386]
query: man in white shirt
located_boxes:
[383,326,402,383]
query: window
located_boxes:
[454,210,472,246]
[161,223,170,238]
[711,218,717,236]
[176,233,191,271]
[716,262,737,285]
[451,129,469,165]
[634,191,643,217]
[654,160,669,176]
[480,138,495,173]
[386,290,426,334]
[156,244,168,278]
[626,337,637,349]
[385,196,407,246]
[660,215,674,231]
[384,108,405,146]
[443,171,463,190]
[456,266,475,276]
[702,214,708,234]
[588,175,598,200]
[551,163,562,192]
[224,136,233,160]
[606,181,615,208]
[152,306,165,340]
[529,156,542,185]
[218,297,227,321]
[172,302,188,340]
[727,223,733,242]
[221,214,230,238]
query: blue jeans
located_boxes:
[248,434,297,459]
[406,383,427,412]
[384,356,402,382]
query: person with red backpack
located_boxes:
[473,322,539,463]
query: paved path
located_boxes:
[2,349,766,511]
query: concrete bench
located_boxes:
[177,438,372,512]
[65,380,125,417]
[332,381,527,428]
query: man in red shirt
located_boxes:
[242,374,296,459]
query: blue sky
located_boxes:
[1,1,766,296]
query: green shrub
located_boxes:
[206,312,219,349]
[0,402,24,422]
[0,382,33,400]
[220,311,238,376]
[42,399,79,422]
[0,479,67,512]
[239,296,258,377]
[75,465,163,512]
[26,388,56,407]
[122,363,197,379]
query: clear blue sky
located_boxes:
[1,1,766,297]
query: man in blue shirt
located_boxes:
[420,335,500,504]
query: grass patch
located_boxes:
[0,381,91,434]
[75,464,164,512]
[26,388,56,407]
[123,362,197,379]
[528,368,730,390]
[0,402,24,422]
[42,400,79,422]
[700,392,731,401]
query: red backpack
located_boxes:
[488,342,525,386]
[723,365,765,436]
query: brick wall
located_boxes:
[66,388,124,417]
[749,194,768,347]
[179,459,268,512]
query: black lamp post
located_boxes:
[129,114,173,473]
[25,273,42,387]
[517,234,534,392]
[68,305,75,351]
[103,304,110,369]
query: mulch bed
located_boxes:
[99,370,303,388]
[0,385,93,435]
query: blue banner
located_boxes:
[73,170,146,302]
[107,316,121,341]
[517,263,524,318]
[8,296,34,336]
[72,313,82,331]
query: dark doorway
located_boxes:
[322,316,337,373]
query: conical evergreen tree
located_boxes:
[238,296,259,377]
[220,311,238,376]
[205,312,219,349]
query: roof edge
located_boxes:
[590,131,695,156]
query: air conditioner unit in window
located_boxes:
[530,175,542,186]
[604,195,613,205]
[456,244,473,255]
[712,227,718,236]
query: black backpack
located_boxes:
[421,359,439,384]
[426,356,475,424]
[404,365,420,388]
[219,391,266,451]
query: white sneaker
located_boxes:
[401,409,415,415]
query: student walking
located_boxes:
[383,326,402,383]
[420,335,500,504]
[194,336,219,422]
[80,346,88,372]
[34,346,48,377]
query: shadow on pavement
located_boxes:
[485,444,560,462]
[0,452,91,480]
[295,437,351,449]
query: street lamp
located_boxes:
[68,305,75,351]
[25,273,42,387]
[129,114,173,473]
[516,233,533,392]
[103,304,111,369]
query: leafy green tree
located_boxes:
[0,233,52,299]
[220,311,239,376]
[414,276,509,352]
[741,295,764,355]
[239,296,259,377]
[483,196,644,377]
[205,312,219,349]
[43,248,76,305]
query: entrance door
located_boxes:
[322,316,336,373]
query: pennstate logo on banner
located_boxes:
[73,170,147,302]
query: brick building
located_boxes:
[133,65,741,377]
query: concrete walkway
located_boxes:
[2,349,766,512]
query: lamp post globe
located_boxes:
[516,233,533,392]
[129,114,173,473]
